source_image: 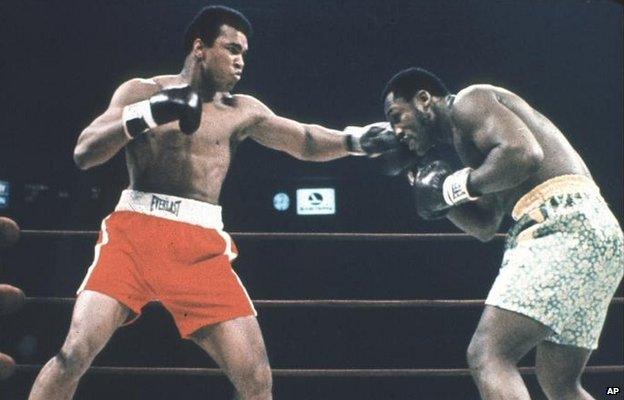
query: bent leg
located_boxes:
[191,316,272,400]
[28,290,131,400]
[536,341,594,400]
[467,305,553,400]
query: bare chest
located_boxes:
[145,103,246,152]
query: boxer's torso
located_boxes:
[125,75,254,205]
[451,85,592,213]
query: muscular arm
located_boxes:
[240,96,350,162]
[446,195,505,242]
[453,86,544,195]
[73,79,159,170]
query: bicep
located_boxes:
[247,114,308,154]
[85,79,157,131]
[87,105,124,129]
[239,95,344,159]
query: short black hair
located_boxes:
[382,67,450,102]
[183,6,252,54]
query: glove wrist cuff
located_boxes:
[343,126,366,155]
[122,100,157,139]
[442,167,479,205]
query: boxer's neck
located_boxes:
[432,95,455,144]
[180,56,217,102]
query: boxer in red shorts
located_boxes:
[28,6,399,400]
[77,191,254,338]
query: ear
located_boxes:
[192,38,205,59]
[413,90,432,107]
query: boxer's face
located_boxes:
[384,92,435,156]
[198,24,248,91]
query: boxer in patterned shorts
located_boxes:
[383,67,623,400]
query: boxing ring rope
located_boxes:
[14,365,624,377]
[13,229,624,380]
[18,296,624,377]
[25,297,624,307]
[21,230,507,241]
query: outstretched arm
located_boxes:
[239,96,398,161]
[249,115,350,162]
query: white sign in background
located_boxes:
[296,188,336,215]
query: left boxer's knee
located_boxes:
[235,359,272,398]
[250,361,272,393]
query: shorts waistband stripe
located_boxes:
[511,175,600,221]
[115,190,224,230]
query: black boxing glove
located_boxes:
[412,159,454,220]
[122,85,201,138]
[343,122,401,157]
[411,158,479,220]
[377,143,417,176]
[379,141,459,177]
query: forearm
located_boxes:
[445,199,503,242]
[298,124,350,162]
[468,144,543,196]
[73,120,130,170]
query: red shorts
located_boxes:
[78,190,256,337]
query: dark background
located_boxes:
[0,0,622,399]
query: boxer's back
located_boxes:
[454,85,592,212]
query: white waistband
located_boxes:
[511,175,600,221]
[115,190,224,230]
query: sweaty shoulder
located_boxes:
[229,94,277,141]
[109,77,163,108]
[451,85,504,131]
[231,94,275,124]
[232,94,273,114]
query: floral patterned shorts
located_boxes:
[486,177,623,349]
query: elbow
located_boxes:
[473,228,497,243]
[298,126,317,161]
[73,144,92,170]
[298,146,314,161]
[504,144,544,177]
[73,151,89,170]
[468,222,498,242]
[521,146,544,174]
[290,146,313,161]
[472,215,501,242]
[73,129,91,170]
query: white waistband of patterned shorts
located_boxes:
[115,190,224,230]
[511,175,600,221]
